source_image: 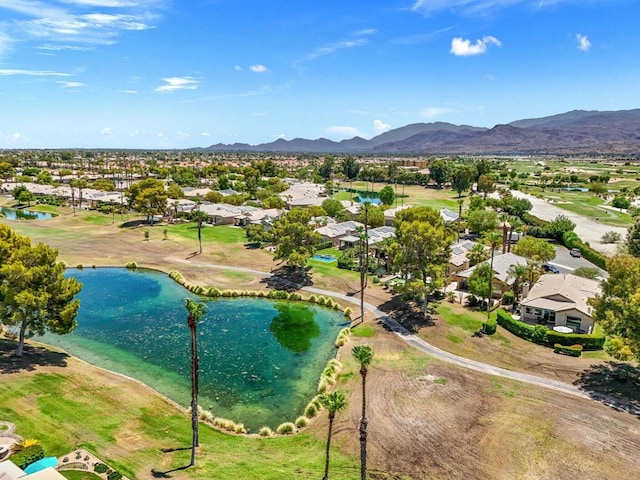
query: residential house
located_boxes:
[519,273,601,333]
[383,204,412,226]
[0,460,67,480]
[446,240,485,277]
[314,221,363,247]
[440,208,460,223]
[452,252,529,297]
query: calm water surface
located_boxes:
[0,206,53,220]
[39,268,344,430]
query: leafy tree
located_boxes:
[321,199,345,218]
[245,224,268,244]
[262,195,285,209]
[184,298,207,466]
[352,345,373,480]
[204,191,224,203]
[506,263,529,300]
[468,196,486,212]
[627,218,640,257]
[392,206,453,317]
[589,182,607,195]
[92,178,116,192]
[358,204,384,228]
[467,210,499,235]
[18,190,35,207]
[35,171,53,185]
[12,185,28,201]
[0,227,82,357]
[166,184,185,199]
[318,157,335,181]
[512,236,556,263]
[544,214,576,241]
[218,175,231,190]
[450,164,474,197]
[502,196,532,218]
[477,174,495,199]
[590,255,640,359]
[341,156,360,180]
[612,195,631,210]
[428,159,450,188]
[269,209,321,271]
[0,161,15,180]
[468,263,492,302]
[378,185,395,206]
[320,391,347,480]
[127,178,168,224]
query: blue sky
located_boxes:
[0,0,639,149]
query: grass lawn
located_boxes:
[436,304,484,333]
[167,224,247,244]
[351,324,376,338]
[0,357,359,480]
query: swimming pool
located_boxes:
[312,254,337,263]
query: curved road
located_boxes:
[170,257,637,412]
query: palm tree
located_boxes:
[184,298,207,467]
[359,203,369,323]
[320,391,347,480]
[352,345,374,480]
[506,263,528,301]
[483,232,503,319]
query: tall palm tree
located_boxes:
[320,391,347,480]
[359,203,369,323]
[352,345,374,480]
[184,298,207,467]
[483,232,503,319]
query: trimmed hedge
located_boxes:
[11,445,45,469]
[554,343,583,357]
[482,318,497,335]
[314,241,334,251]
[546,330,605,350]
[496,310,605,350]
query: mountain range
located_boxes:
[204,109,640,155]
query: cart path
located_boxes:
[168,257,640,414]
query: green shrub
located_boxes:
[125,261,137,269]
[76,264,83,269]
[317,377,330,394]
[546,330,605,350]
[276,422,296,435]
[553,343,583,357]
[532,324,548,345]
[11,445,44,469]
[343,307,353,318]
[304,402,318,418]
[335,327,351,347]
[258,426,273,437]
[107,471,123,480]
[482,318,497,335]
[207,287,221,297]
[502,291,515,305]
[295,416,309,428]
[94,463,109,474]
[496,310,536,340]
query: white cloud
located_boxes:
[483,73,495,80]
[356,28,377,36]
[326,126,365,138]
[176,131,190,139]
[129,130,139,136]
[1,0,162,47]
[57,81,84,88]
[422,107,455,118]
[412,0,526,16]
[10,133,22,141]
[117,89,137,94]
[250,64,268,73]
[276,133,286,139]
[155,76,199,93]
[234,65,242,71]
[100,127,112,135]
[576,34,591,51]
[201,132,211,136]
[450,36,501,56]
[0,69,71,76]
[374,119,391,135]
[297,35,368,63]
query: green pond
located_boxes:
[38,268,345,430]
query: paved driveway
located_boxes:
[549,245,608,279]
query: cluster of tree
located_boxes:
[0,225,82,357]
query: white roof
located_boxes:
[456,252,529,283]
[315,221,363,239]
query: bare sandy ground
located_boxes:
[511,190,627,254]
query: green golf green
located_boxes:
[38,268,345,431]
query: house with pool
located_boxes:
[519,273,601,334]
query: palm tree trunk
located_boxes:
[359,371,368,480]
[16,322,27,357]
[323,415,335,480]
[488,249,495,320]
[189,325,199,466]
[198,220,203,254]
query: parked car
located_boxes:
[542,264,560,274]
[570,248,582,258]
